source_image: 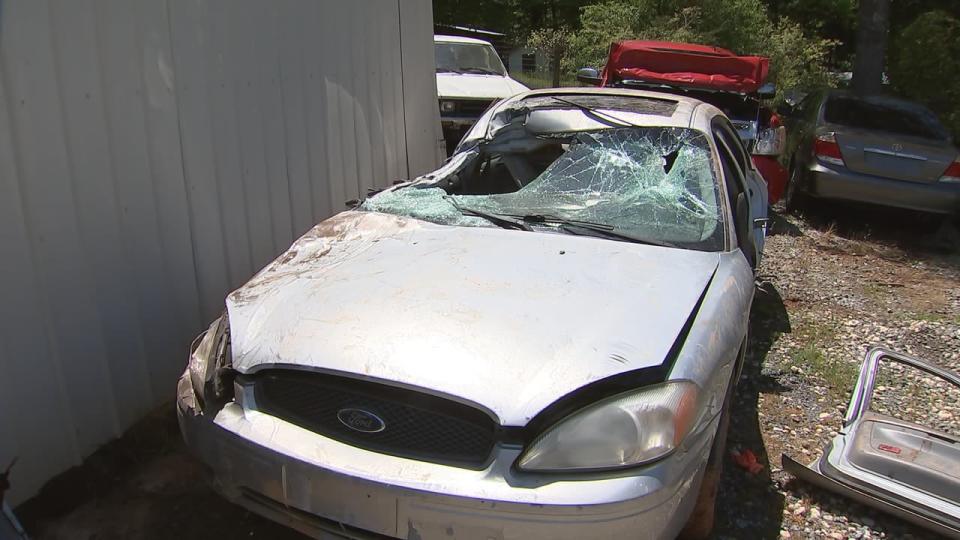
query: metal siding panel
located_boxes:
[232,0,276,270]
[383,0,409,182]
[93,0,193,402]
[135,0,203,348]
[1,0,121,457]
[329,0,357,214]
[204,0,255,291]
[167,0,233,319]
[0,0,441,505]
[311,0,340,220]
[0,51,79,507]
[48,0,155,425]
[277,0,314,236]
[349,3,374,197]
[259,1,296,251]
[399,0,444,175]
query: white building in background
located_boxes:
[0,0,443,505]
[507,47,548,75]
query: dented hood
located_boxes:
[435,73,528,100]
[227,212,719,425]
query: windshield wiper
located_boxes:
[547,96,643,128]
[445,197,532,231]
[462,67,501,75]
[511,213,678,248]
[437,67,464,74]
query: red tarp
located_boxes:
[601,40,770,94]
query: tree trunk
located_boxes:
[552,45,562,87]
[852,0,891,96]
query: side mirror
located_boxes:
[576,67,602,86]
[757,82,776,100]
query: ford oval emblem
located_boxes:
[337,408,386,433]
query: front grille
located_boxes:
[252,370,497,469]
[458,99,494,116]
[443,99,494,118]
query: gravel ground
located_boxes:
[713,201,960,540]
[13,201,960,540]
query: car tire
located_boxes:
[784,162,808,214]
[677,352,740,540]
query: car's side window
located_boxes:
[714,120,750,177]
[713,130,746,248]
[713,122,752,260]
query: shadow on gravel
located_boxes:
[712,281,792,538]
[795,200,960,258]
[766,210,804,238]
[15,408,307,540]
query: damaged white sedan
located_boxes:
[177,88,768,540]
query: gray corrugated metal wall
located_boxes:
[0,0,442,505]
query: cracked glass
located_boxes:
[362,127,724,251]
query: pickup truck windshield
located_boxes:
[363,127,725,251]
[435,42,506,76]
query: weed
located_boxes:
[792,345,857,398]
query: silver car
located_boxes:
[781,90,960,215]
[177,88,768,540]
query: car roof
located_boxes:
[500,87,723,131]
[434,35,493,46]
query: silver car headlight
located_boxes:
[187,313,231,411]
[517,381,702,471]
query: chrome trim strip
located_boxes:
[863,147,929,161]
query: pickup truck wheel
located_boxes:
[784,163,808,214]
[677,362,738,540]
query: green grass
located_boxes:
[793,345,858,398]
[913,312,960,325]
[509,70,579,89]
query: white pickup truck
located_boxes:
[434,35,529,154]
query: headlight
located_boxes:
[187,313,232,411]
[753,126,786,156]
[439,100,457,113]
[517,381,702,471]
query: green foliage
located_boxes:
[888,10,960,140]
[762,19,837,97]
[565,0,836,99]
[764,0,857,62]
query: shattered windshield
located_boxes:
[362,127,724,251]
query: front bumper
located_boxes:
[806,161,960,214]
[177,372,711,540]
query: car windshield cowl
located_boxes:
[360,127,725,252]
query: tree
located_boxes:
[851,0,891,96]
[527,27,573,87]
[888,10,960,140]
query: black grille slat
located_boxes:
[456,99,494,117]
[252,371,496,469]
